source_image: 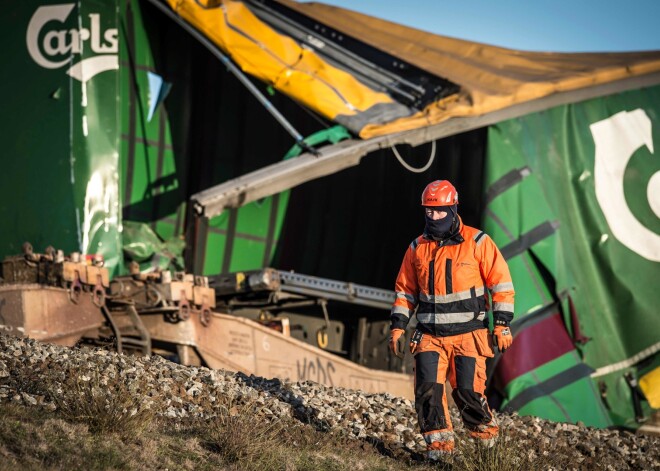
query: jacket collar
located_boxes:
[423,215,465,246]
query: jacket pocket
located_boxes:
[472,329,494,358]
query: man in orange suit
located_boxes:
[390,180,514,459]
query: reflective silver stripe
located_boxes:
[489,282,514,292]
[475,231,487,246]
[419,286,485,304]
[396,292,418,304]
[417,312,476,324]
[392,305,412,317]
[424,430,455,444]
[476,311,486,321]
[493,302,514,312]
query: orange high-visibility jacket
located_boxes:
[391,218,514,336]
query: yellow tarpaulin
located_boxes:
[166,0,410,130]
[281,0,660,138]
[167,0,660,139]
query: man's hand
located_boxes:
[389,328,405,358]
[493,326,513,353]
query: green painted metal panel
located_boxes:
[119,0,184,274]
[1,1,122,275]
[203,212,230,275]
[485,85,660,427]
[199,126,351,275]
[229,237,267,273]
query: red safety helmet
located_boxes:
[421,180,458,207]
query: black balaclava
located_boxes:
[424,204,458,240]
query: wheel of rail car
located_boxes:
[316,328,329,349]
[200,308,211,327]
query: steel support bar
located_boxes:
[277,271,394,310]
[191,71,660,220]
[192,140,370,217]
[211,268,395,310]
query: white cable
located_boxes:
[391,140,436,173]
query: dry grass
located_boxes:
[0,396,570,471]
[189,397,409,471]
[445,425,564,471]
[0,403,130,470]
[43,369,161,438]
[0,398,424,471]
[202,398,286,467]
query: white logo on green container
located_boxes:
[590,109,660,262]
[26,4,118,83]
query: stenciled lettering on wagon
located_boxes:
[227,330,253,356]
[26,4,119,82]
[296,357,336,386]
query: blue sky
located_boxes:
[319,0,660,52]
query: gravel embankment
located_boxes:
[0,333,658,470]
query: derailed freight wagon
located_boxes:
[1,0,659,428]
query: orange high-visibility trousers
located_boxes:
[414,328,499,451]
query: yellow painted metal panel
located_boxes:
[640,366,660,409]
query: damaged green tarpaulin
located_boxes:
[484,84,660,427]
[122,221,184,272]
